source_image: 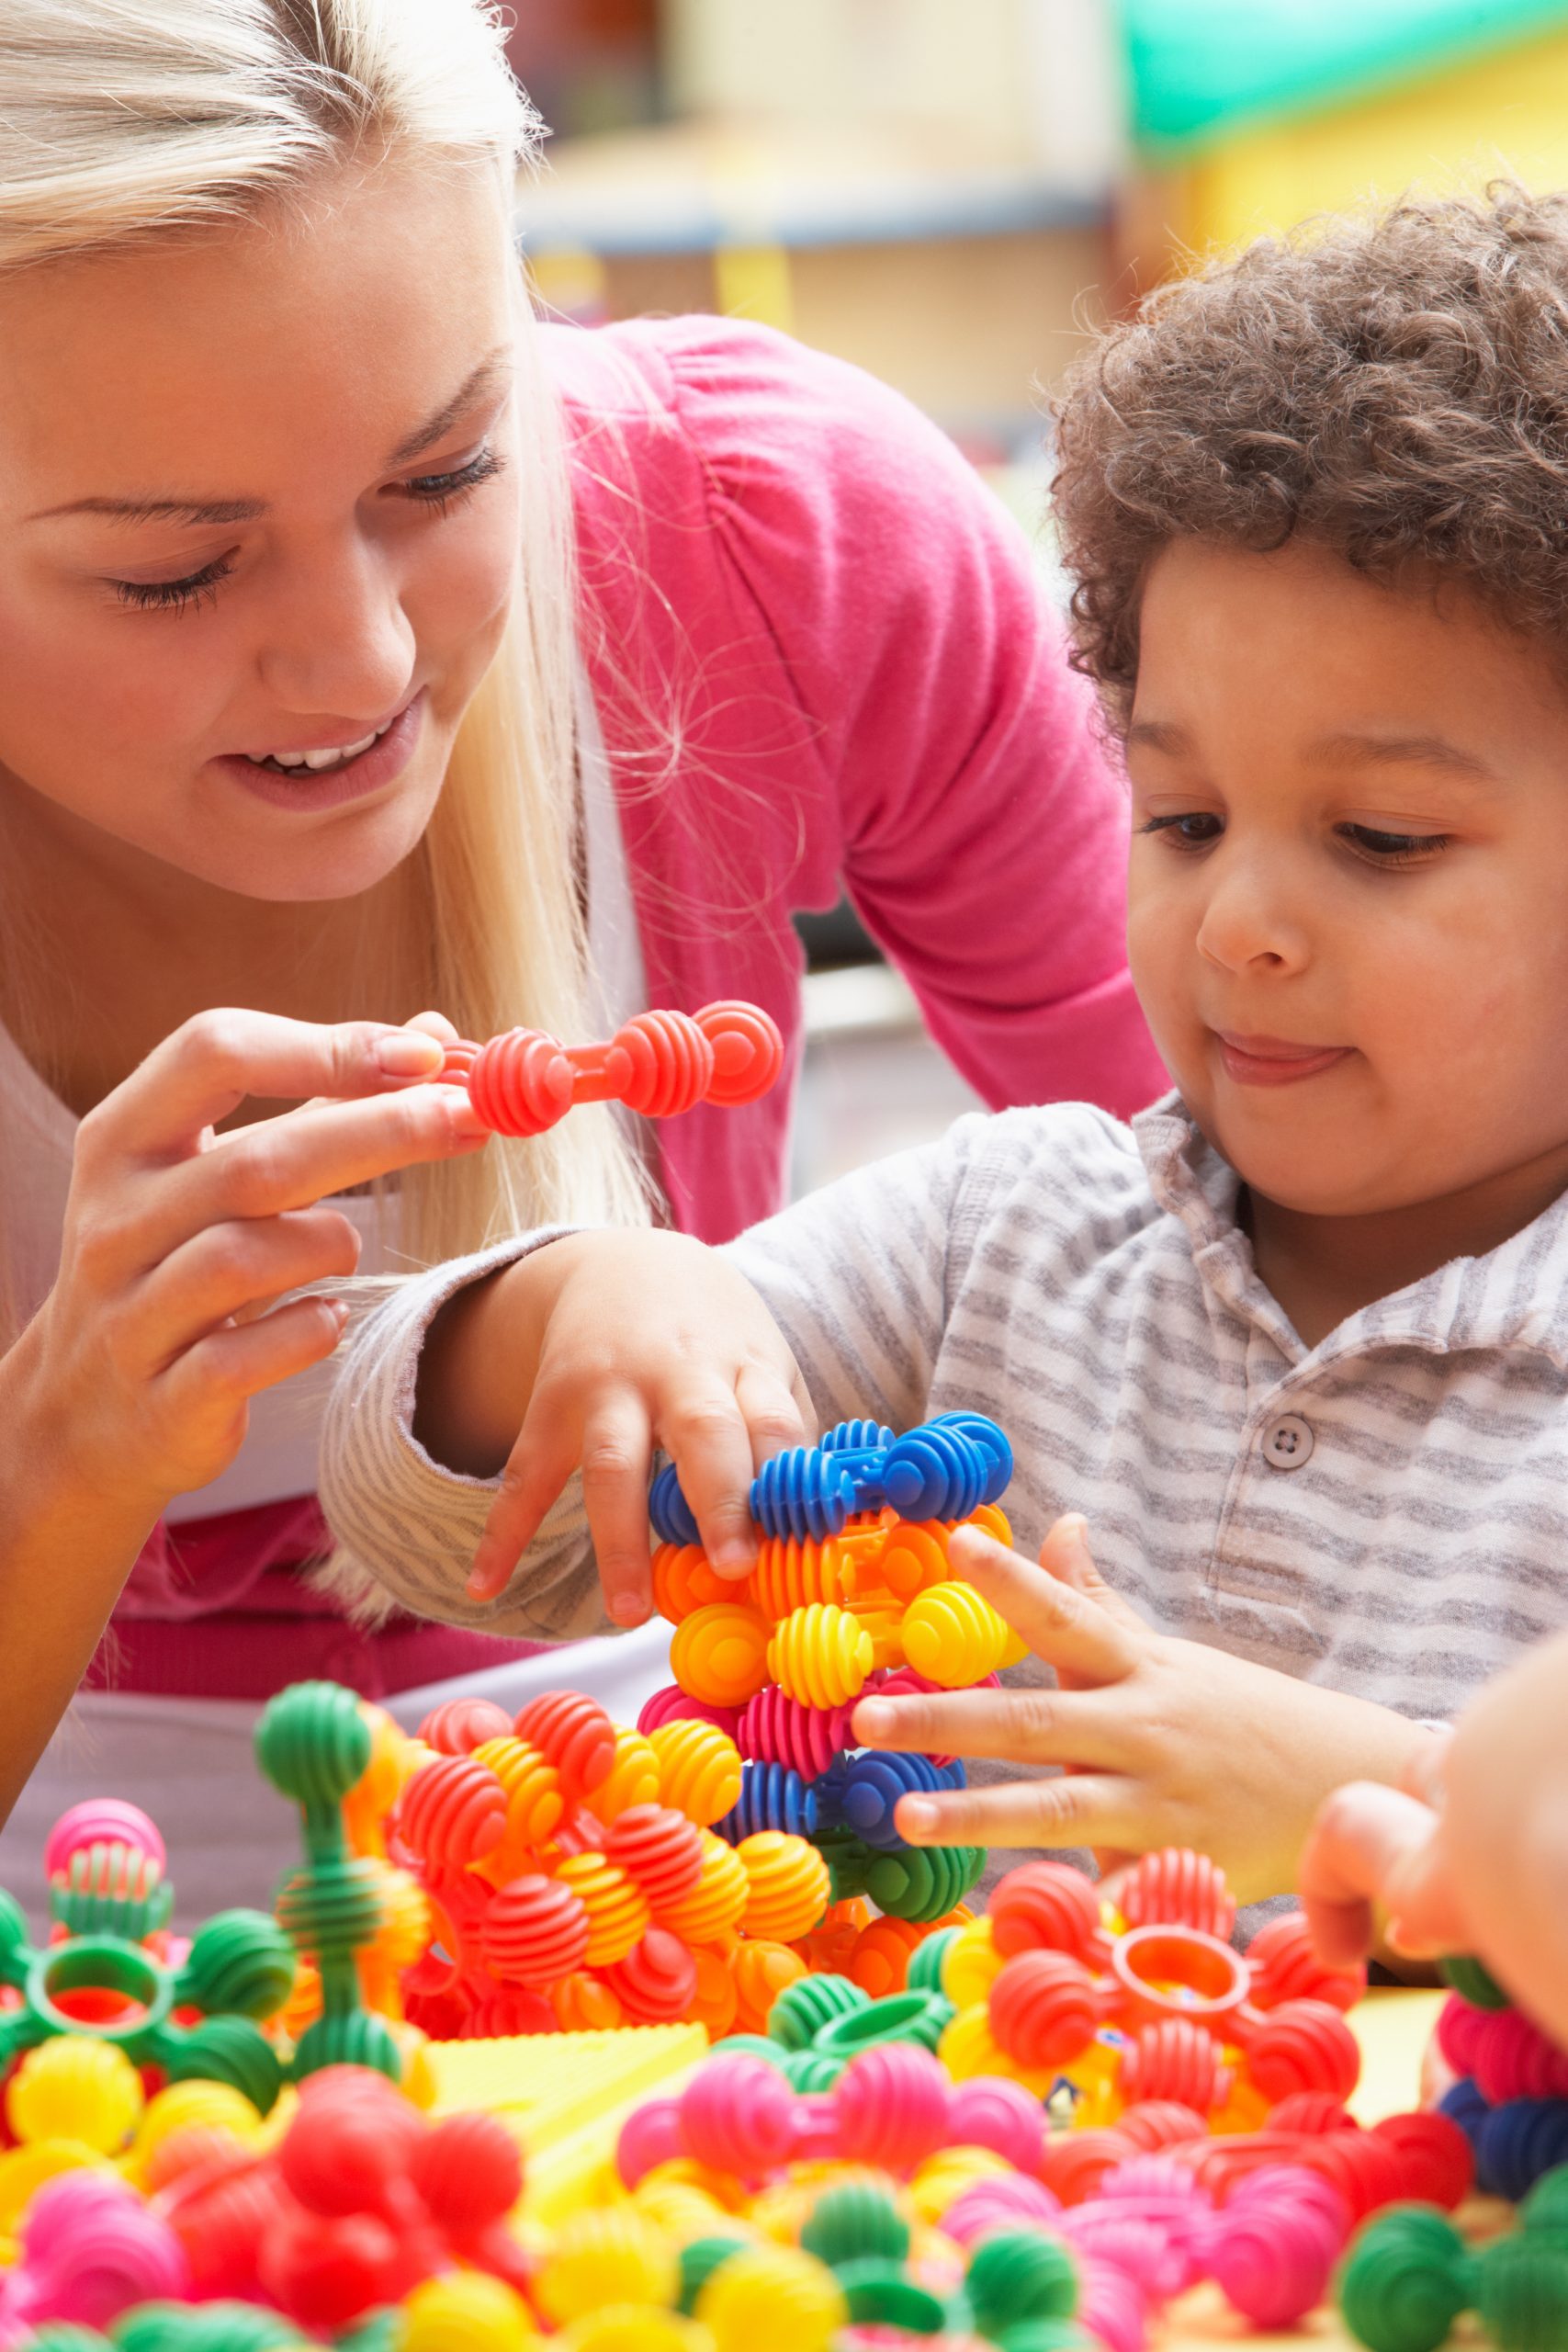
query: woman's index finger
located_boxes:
[106,1011,446,1160]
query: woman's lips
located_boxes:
[212,691,423,811]
[1214,1031,1353,1087]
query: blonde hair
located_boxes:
[0,0,649,1305]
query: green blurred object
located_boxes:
[766,1970,868,2051]
[799,2179,911,2270]
[1441,1951,1512,2010]
[964,2231,1079,2334]
[1337,2207,1474,2352]
[677,2235,750,2316]
[1122,0,1568,151]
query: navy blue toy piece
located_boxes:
[717,1761,819,1843]
[649,1411,1014,1548]
[840,1752,966,1852]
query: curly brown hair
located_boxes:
[1052,185,1568,726]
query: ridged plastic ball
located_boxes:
[765,1605,874,1708]
[694,2243,846,2352]
[899,1582,1010,1686]
[736,1833,830,1942]
[650,1723,745,1828]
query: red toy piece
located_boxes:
[439,999,784,1136]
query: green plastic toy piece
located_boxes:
[254,1681,402,2088]
[833,2256,945,2332]
[1440,1952,1511,2010]
[907,1925,959,1994]
[677,2235,751,2316]
[800,2179,911,2270]
[1337,2208,1474,2352]
[777,2045,844,2094]
[990,2326,1096,2351]
[1478,2233,1568,2352]
[113,2305,305,2351]
[767,1971,869,2051]
[864,1845,984,1924]
[814,1987,951,2057]
[27,2329,109,2350]
[1522,2164,1568,2244]
[964,2231,1079,2334]
[813,1826,876,1904]
[712,2032,791,2069]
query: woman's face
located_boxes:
[0,156,525,901]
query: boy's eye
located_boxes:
[1339,823,1450,865]
[1139,810,1224,848]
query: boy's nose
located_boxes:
[1194,855,1312,975]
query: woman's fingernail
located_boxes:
[377,1031,444,1076]
[899,1797,938,1838]
[446,1095,492,1140]
[856,1702,894,1740]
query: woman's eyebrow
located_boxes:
[27,346,513,526]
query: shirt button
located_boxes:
[1261,1413,1314,1470]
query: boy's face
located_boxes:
[1126,537,1568,1217]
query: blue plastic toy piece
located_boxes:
[820,1419,895,1455]
[716,1761,819,1843]
[750,1449,859,1542]
[649,1461,701,1546]
[840,1752,966,1851]
[1475,2098,1568,2201]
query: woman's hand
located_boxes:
[852,1515,1430,1905]
[445,1231,815,1626]
[6,1007,488,1519]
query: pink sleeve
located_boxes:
[660,323,1167,1118]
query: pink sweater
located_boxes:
[100,315,1164,1702]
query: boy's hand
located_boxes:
[852,1515,1430,1905]
[1299,1760,1466,1968]
[455,1233,815,1623]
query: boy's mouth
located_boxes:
[1213,1030,1352,1088]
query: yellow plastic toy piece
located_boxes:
[559,2313,715,2352]
[899,1580,1010,1686]
[941,1916,1003,2007]
[765,1603,874,1708]
[472,1736,565,1885]
[937,2000,1050,2093]
[748,2178,817,2245]
[401,2270,537,2349]
[635,2156,749,2214]
[553,1853,651,1968]
[670,1601,771,1709]
[0,2142,111,2236]
[658,1835,750,1943]
[969,1501,1012,1546]
[695,2243,847,2352]
[735,1833,831,1944]
[537,2206,681,2324]
[356,1855,432,2018]
[125,2078,264,2188]
[6,2036,142,2156]
[633,2177,730,2241]
[553,1971,626,2031]
[730,1939,807,2035]
[278,1955,323,2042]
[596,1727,662,1821]
[649,1723,744,1828]
[652,1543,734,1625]
[908,2143,1016,2225]
[343,1702,424,1860]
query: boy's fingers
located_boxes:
[579,1394,657,1627]
[660,1388,761,1578]
[733,1360,814,1469]
[852,1684,1129,1770]
[948,1526,1143,1683]
[467,1417,581,1602]
[1036,1513,1146,1628]
[894,1770,1133,1851]
[1299,1781,1439,1965]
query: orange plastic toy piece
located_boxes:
[668,1601,772,1709]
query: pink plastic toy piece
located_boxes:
[942,2175,1063,2245]
[1112,2102,1208,2153]
[1075,2253,1151,2352]
[1201,2191,1338,2330]
[1437,1991,1484,2075]
[1467,2002,1568,2103]
[636,1685,744,1739]
[457,1001,783,1137]
[1098,2153,1210,2226]
[735,1687,855,1780]
[18,2173,190,2334]
[1060,2203,1193,2305]
[1041,2128,1135,2206]
[832,2042,951,2172]
[944,2076,1048,2173]
[1225,2161,1351,2246]
[792,2091,842,2164]
[679,2053,800,2176]
[616,2096,686,2189]
[43,1799,166,1880]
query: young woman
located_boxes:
[0,0,1159,1905]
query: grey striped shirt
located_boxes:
[319,1094,1568,1736]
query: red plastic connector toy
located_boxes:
[437,1001,784,1137]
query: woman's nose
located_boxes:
[254,540,416,722]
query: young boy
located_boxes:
[321,187,1568,1906]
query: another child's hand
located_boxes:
[1299,1756,1465,1967]
[5,1009,484,1520]
[852,1515,1430,1905]
[460,1232,815,1623]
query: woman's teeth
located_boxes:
[248,718,392,775]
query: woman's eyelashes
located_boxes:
[107,442,508,614]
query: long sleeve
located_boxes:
[315,1235,611,1644]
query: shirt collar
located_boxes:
[1130,1090,1568,1372]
